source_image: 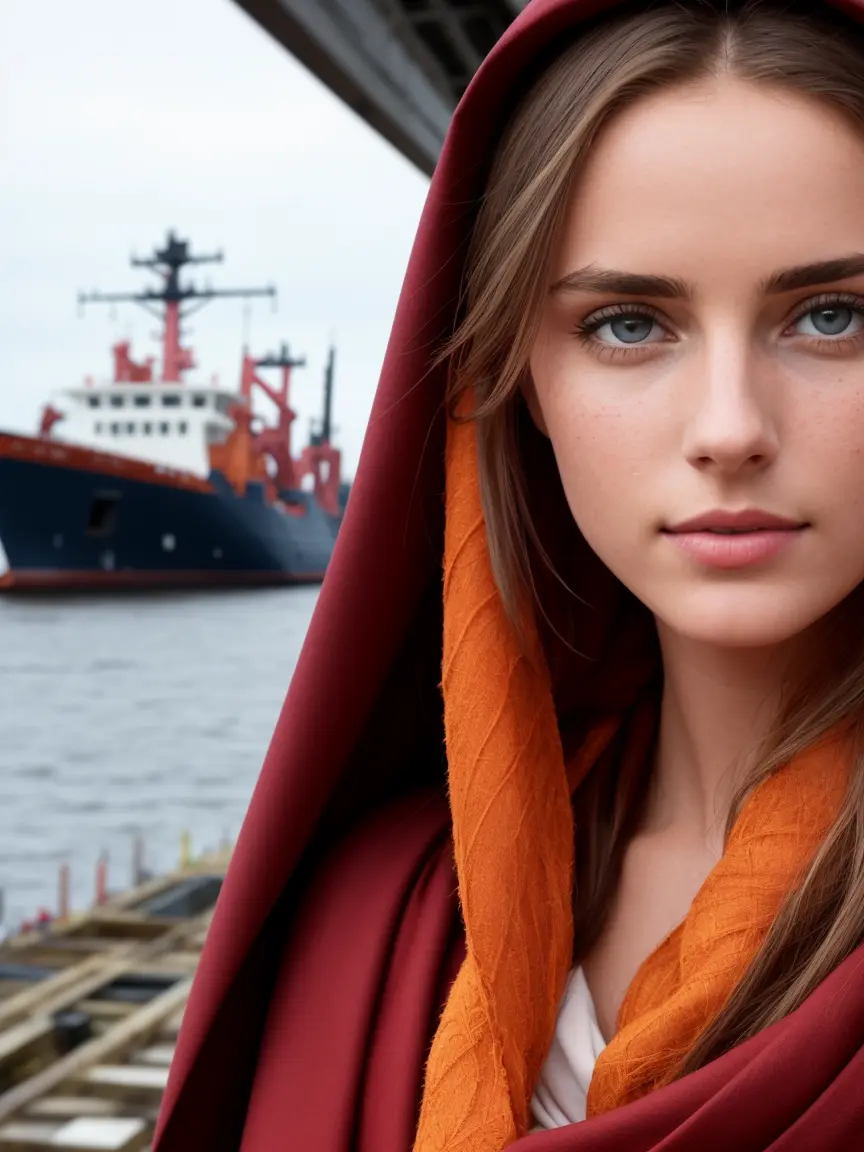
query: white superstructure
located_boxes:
[44,232,280,479]
[51,382,238,477]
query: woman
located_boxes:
[154,0,864,1148]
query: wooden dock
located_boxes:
[0,850,229,1151]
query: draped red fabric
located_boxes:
[153,1,864,1148]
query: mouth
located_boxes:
[661,510,808,569]
[663,509,808,534]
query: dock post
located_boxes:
[132,834,146,887]
[58,862,70,920]
[180,831,192,869]
[95,852,109,906]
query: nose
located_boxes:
[681,336,779,476]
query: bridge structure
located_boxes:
[233,0,529,175]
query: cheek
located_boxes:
[536,376,661,539]
[542,403,661,576]
[530,326,667,493]
[795,387,864,517]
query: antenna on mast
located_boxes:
[311,347,336,446]
[77,231,277,383]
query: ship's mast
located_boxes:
[254,343,307,410]
[78,231,276,383]
[243,342,308,492]
[311,347,336,446]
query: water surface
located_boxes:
[0,587,318,928]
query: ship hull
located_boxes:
[0,434,338,590]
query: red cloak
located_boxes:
[154,1,864,1147]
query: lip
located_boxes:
[661,509,808,570]
[664,509,806,533]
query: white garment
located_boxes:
[529,966,607,1130]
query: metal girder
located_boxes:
[233,0,520,174]
[388,0,486,90]
[235,0,454,174]
[371,0,514,102]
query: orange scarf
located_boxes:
[586,732,848,1115]
[412,405,849,1152]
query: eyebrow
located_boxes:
[549,253,864,300]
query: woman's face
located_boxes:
[528,75,864,649]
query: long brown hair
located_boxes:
[444,0,864,1080]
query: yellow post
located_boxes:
[180,831,192,869]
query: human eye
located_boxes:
[787,292,864,353]
[571,303,672,361]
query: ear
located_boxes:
[520,371,550,438]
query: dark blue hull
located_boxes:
[0,448,339,589]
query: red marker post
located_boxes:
[95,853,109,906]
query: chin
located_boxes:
[645,585,841,651]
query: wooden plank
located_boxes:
[25,1101,119,1121]
[0,959,114,1034]
[77,1067,169,1097]
[0,1119,59,1145]
[0,1022,55,1068]
[103,858,227,913]
[138,955,198,975]
[51,1117,146,1149]
[61,920,174,945]
[0,986,39,1003]
[7,944,124,960]
[159,1013,183,1042]
[128,1048,173,1069]
[0,909,212,1036]
[0,850,228,1138]
[0,1116,147,1150]
[0,979,191,1123]
[103,876,185,913]
[73,1005,136,1024]
[0,1020,57,1085]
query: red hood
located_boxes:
[154,1,864,1149]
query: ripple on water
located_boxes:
[0,586,317,926]
[65,749,101,766]
[88,658,137,673]
[11,763,56,780]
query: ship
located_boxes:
[0,232,349,591]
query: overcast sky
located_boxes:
[0,0,431,479]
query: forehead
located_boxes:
[554,76,864,291]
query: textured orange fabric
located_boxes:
[413,405,580,1152]
[413,401,849,1152]
[586,734,849,1116]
